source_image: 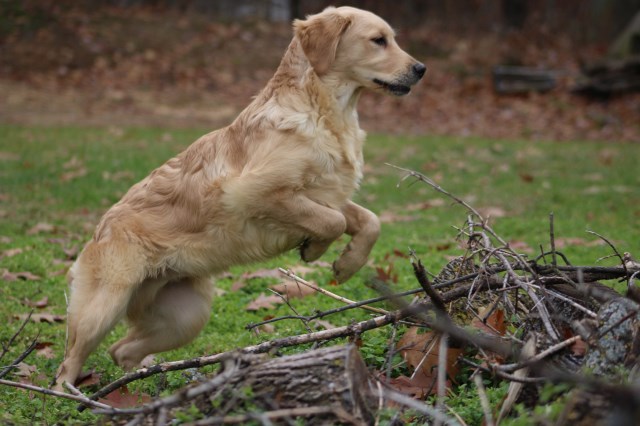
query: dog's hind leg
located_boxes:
[54,242,145,392]
[110,277,214,370]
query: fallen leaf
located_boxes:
[1,269,41,281]
[230,281,246,292]
[1,247,24,259]
[63,246,80,259]
[35,342,56,359]
[375,264,398,284]
[14,362,37,378]
[519,172,535,183]
[477,206,507,218]
[256,324,276,334]
[397,328,462,382]
[245,293,284,311]
[310,319,336,330]
[379,211,418,224]
[471,307,506,337]
[60,167,88,182]
[0,151,19,161]
[243,268,281,280]
[98,385,152,408]
[570,336,588,356]
[0,236,12,244]
[386,373,438,398]
[270,281,316,299]
[76,370,102,387]
[22,296,49,309]
[554,237,603,249]
[26,222,55,235]
[15,313,65,323]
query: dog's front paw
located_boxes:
[300,238,331,262]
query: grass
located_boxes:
[0,124,638,424]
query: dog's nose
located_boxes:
[413,62,427,79]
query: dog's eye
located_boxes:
[371,37,387,47]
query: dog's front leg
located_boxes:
[332,200,381,283]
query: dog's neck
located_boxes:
[269,38,363,118]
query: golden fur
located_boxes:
[55,6,424,390]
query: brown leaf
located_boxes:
[245,293,284,311]
[1,247,24,259]
[310,319,336,330]
[379,211,418,224]
[15,313,65,323]
[477,206,507,218]
[35,342,56,359]
[230,281,246,292]
[243,268,281,280]
[1,269,41,281]
[76,370,102,387]
[14,362,37,378]
[22,296,49,309]
[270,281,316,299]
[60,167,88,182]
[570,336,588,356]
[386,374,436,398]
[471,307,506,337]
[98,385,151,408]
[375,264,398,284]
[397,328,462,381]
[26,222,55,235]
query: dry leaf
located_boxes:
[243,268,281,280]
[35,342,56,359]
[76,370,102,387]
[1,247,24,259]
[379,210,418,224]
[60,167,88,182]
[98,385,152,408]
[270,281,316,299]
[26,222,55,235]
[471,307,506,337]
[245,293,284,311]
[14,362,37,378]
[230,281,246,292]
[310,319,336,330]
[1,269,41,281]
[22,296,49,309]
[387,374,436,398]
[15,313,65,323]
[397,328,462,382]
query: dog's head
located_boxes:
[294,6,425,96]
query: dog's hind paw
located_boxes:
[299,238,331,262]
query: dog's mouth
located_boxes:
[373,78,411,96]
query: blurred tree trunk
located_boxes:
[502,0,528,29]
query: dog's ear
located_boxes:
[294,10,351,76]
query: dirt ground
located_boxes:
[1,6,638,142]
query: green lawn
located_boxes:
[0,124,638,424]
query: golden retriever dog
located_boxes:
[54,6,425,391]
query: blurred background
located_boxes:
[1,0,639,141]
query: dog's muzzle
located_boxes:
[374,62,427,96]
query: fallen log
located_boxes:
[98,344,375,425]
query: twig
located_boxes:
[549,212,558,267]
[85,307,413,408]
[435,333,449,426]
[192,406,339,425]
[587,230,628,275]
[0,336,39,379]
[0,310,33,361]
[267,288,312,333]
[473,373,495,426]
[376,385,461,426]
[411,255,447,312]
[95,357,240,416]
[278,268,388,314]
[0,378,116,411]
[497,335,582,373]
